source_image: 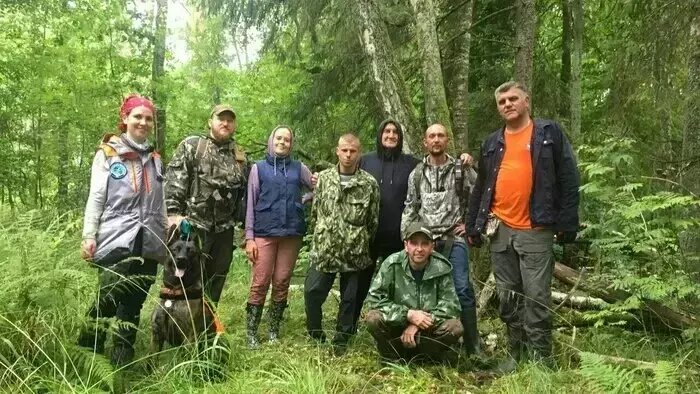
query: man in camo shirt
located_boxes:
[364,222,463,364]
[164,104,248,304]
[304,133,380,356]
[401,123,481,356]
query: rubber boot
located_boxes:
[267,301,287,343]
[246,303,264,349]
[492,325,525,374]
[461,306,490,368]
[111,325,137,367]
[77,327,106,355]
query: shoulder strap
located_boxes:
[98,133,120,157]
[195,137,207,164]
[233,144,246,164]
[413,162,424,201]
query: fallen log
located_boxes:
[554,262,699,331]
[477,272,496,318]
[575,351,657,370]
[551,291,608,310]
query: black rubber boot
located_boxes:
[267,301,287,343]
[461,306,490,369]
[77,327,106,355]
[111,326,137,368]
[492,325,526,374]
[246,303,264,349]
[461,306,481,355]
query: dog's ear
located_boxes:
[167,223,180,244]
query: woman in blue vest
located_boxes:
[77,94,167,367]
[244,125,314,348]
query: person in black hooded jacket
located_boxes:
[360,119,420,262]
[356,119,419,329]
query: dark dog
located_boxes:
[151,225,216,353]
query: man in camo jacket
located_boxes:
[364,222,463,364]
[164,104,248,304]
[304,133,380,356]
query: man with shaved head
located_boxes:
[304,133,380,356]
[401,123,481,358]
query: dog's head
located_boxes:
[163,224,201,288]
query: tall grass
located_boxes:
[0,209,698,393]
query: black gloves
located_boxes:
[555,231,577,244]
[467,230,483,248]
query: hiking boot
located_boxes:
[332,343,348,357]
[246,303,264,349]
[267,301,287,343]
[491,355,518,374]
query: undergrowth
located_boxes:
[0,209,698,393]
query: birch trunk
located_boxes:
[354,0,421,153]
[151,0,168,155]
[409,0,453,147]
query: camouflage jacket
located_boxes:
[365,250,461,327]
[164,135,248,233]
[309,167,380,273]
[401,154,477,239]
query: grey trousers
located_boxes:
[490,223,554,358]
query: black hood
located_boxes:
[376,119,404,158]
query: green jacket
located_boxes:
[164,136,248,233]
[309,167,379,273]
[365,250,461,327]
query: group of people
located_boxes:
[77,80,580,373]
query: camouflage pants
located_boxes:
[365,310,462,363]
[490,223,554,359]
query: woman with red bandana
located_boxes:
[77,94,167,367]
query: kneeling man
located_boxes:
[364,222,463,363]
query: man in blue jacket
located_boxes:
[467,81,580,371]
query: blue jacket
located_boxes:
[466,119,580,234]
[253,155,306,237]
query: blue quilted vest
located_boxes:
[253,155,306,237]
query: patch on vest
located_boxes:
[109,162,127,179]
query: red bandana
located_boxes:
[118,94,155,131]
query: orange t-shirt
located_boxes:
[492,121,533,229]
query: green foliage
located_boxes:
[578,351,680,394]
[578,138,700,308]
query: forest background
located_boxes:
[1,0,700,392]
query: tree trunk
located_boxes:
[680,9,700,276]
[514,0,537,91]
[559,0,571,118]
[569,0,583,141]
[55,122,69,213]
[354,0,421,153]
[553,262,700,331]
[151,0,168,155]
[682,10,700,196]
[441,0,475,152]
[409,0,453,148]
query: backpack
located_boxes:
[412,159,469,210]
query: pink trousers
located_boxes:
[248,236,302,305]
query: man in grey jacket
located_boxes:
[401,123,480,356]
